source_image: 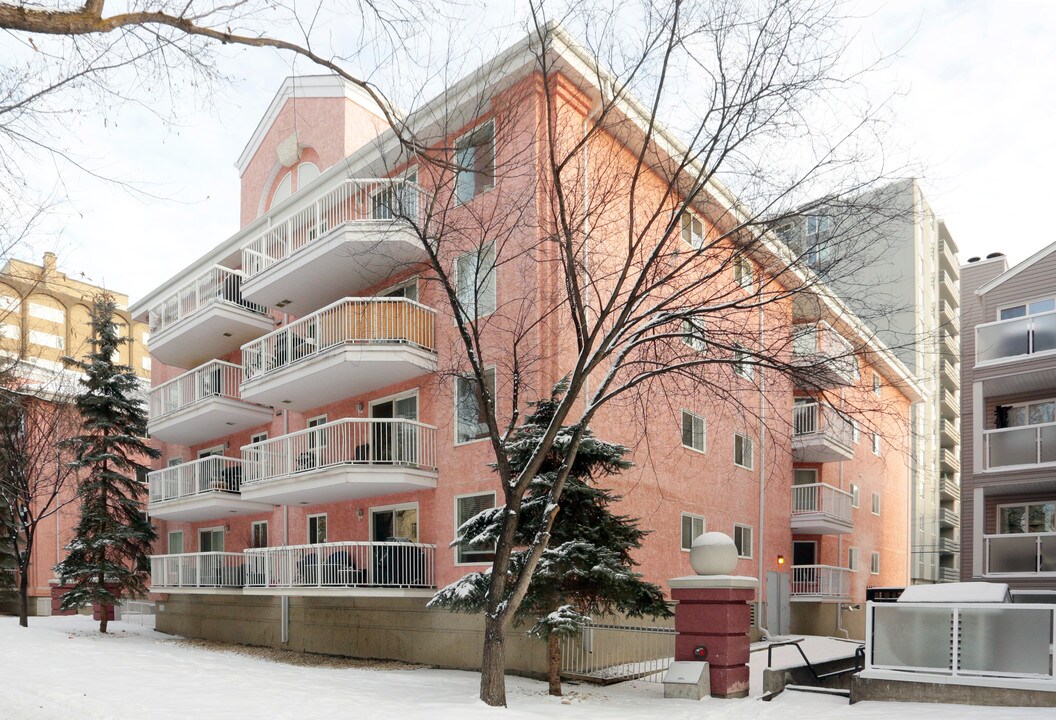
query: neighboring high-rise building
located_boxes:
[0,252,151,615]
[960,245,1056,594]
[775,179,961,584]
[128,31,922,670]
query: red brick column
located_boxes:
[670,576,757,699]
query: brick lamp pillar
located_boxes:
[670,532,758,699]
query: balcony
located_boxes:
[976,310,1056,366]
[939,507,960,528]
[984,533,1056,576]
[242,541,436,594]
[940,418,960,447]
[240,178,428,317]
[939,269,957,304]
[792,402,854,463]
[240,297,437,412]
[939,299,959,334]
[150,552,245,592]
[937,566,959,583]
[147,457,273,522]
[147,361,273,446]
[983,422,1056,471]
[790,565,851,602]
[240,418,438,506]
[146,266,273,369]
[938,537,960,554]
[941,388,958,419]
[791,482,853,534]
[940,474,959,501]
[940,447,960,473]
[941,330,958,358]
[790,322,860,388]
[941,239,958,275]
[941,358,959,389]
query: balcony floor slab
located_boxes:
[148,397,274,446]
[791,514,853,534]
[240,465,437,506]
[148,493,274,522]
[150,302,274,369]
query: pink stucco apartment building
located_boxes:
[128,29,922,667]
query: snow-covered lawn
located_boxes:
[0,615,1051,719]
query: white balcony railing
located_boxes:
[243,541,436,589]
[976,310,1056,364]
[791,322,860,385]
[150,552,245,589]
[148,457,248,504]
[241,297,436,382]
[242,418,438,486]
[791,483,853,524]
[241,178,425,279]
[866,601,1056,685]
[984,532,1056,575]
[984,422,1056,470]
[790,565,851,599]
[793,402,853,445]
[147,266,268,335]
[149,361,248,418]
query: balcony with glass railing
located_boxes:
[150,552,245,591]
[790,322,860,388]
[790,565,851,601]
[145,266,273,369]
[792,402,854,463]
[239,417,438,506]
[791,482,853,534]
[239,297,437,412]
[147,457,273,522]
[976,310,1056,366]
[242,541,436,593]
[147,361,273,446]
[239,177,428,317]
[984,533,1056,576]
[983,422,1056,471]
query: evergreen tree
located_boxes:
[430,388,671,695]
[55,294,158,632]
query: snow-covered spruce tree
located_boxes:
[55,293,158,633]
[430,388,671,695]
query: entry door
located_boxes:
[792,541,818,595]
[197,529,225,587]
[792,469,818,512]
[371,396,418,464]
[793,540,816,566]
[200,528,225,552]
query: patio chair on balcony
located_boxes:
[297,552,320,585]
[220,465,242,492]
[373,539,425,587]
[322,551,367,586]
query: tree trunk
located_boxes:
[547,633,562,696]
[479,614,507,707]
[17,566,29,628]
[99,606,108,634]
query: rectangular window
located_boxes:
[871,433,881,456]
[28,329,63,349]
[28,302,64,324]
[734,524,753,559]
[680,513,706,551]
[454,120,495,204]
[251,521,269,549]
[456,367,496,444]
[872,373,882,397]
[167,457,183,467]
[999,297,1056,320]
[870,551,880,575]
[805,214,830,237]
[997,502,1056,534]
[251,432,269,445]
[167,531,184,554]
[682,318,707,354]
[454,242,497,319]
[680,212,705,248]
[872,492,881,515]
[307,514,327,544]
[0,295,20,312]
[848,547,859,571]
[734,434,754,470]
[733,345,753,379]
[851,419,860,444]
[734,257,754,290]
[456,492,496,563]
[141,357,152,371]
[681,410,706,453]
[850,483,860,508]
[0,323,19,340]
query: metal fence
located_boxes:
[118,600,157,629]
[560,622,676,684]
[147,265,267,334]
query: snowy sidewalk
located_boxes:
[0,615,1050,719]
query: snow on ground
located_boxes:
[0,615,1051,720]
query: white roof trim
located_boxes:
[974,239,1056,296]
[234,75,389,175]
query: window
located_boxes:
[250,432,269,444]
[871,433,881,456]
[28,302,64,324]
[733,345,753,379]
[850,483,860,508]
[271,172,293,207]
[848,546,859,571]
[680,513,706,551]
[28,329,63,349]
[872,373,882,397]
[774,223,796,245]
[919,515,924,532]
[251,521,269,549]
[307,514,328,544]
[805,214,830,237]
[734,524,753,559]
[680,212,705,248]
[456,367,496,444]
[999,297,1056,320]
[454,242,497,319]
[997,502,1056,534]
[682,318,707,353]
[141,357,152,371]
[871,492,881,515]
[167,531,184,554]
[371,503,419,543]
[734,257,754,290]
[0,323,18,340]
[0,295,20,313]
[167,457,183,467]
[454,120,495,204]
[1000,399,1056,428]
[681,410,706,453]
[456,492,496,563]
[851,419,860,444]
[734,434,754,470]
[870,551,880,575]
[918,481,925,499]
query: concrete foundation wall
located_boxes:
[852,675,1056,707]
[155,593,550,677]
[789,603,866,640]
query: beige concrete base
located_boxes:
[155,593,550,676]
[789,602,865,640]
[852,673,1056,707]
